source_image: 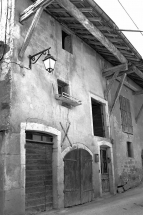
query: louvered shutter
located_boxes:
[64,35,72,53]
[119,96,133,134]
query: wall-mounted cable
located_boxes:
[1,60,30,70]
[118,0,143,37]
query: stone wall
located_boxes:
[109,78,143,191]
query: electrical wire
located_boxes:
[1,60,30,70]
[118,0,143,37]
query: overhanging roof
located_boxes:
[34,0,143,88]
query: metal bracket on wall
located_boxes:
[60,122,72,147]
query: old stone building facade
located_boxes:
[0,0,143,215]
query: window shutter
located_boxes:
[64,35,72,53]
[119,96,133,134]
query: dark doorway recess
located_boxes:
[127,141,134,158]
[91,99,105,137]
[25,131,53,214]
[64,149,93,207]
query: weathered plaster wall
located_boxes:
[0,0,14,130]
[109,78,143,190]
[0,0,15,214]
[3,0,142,214]
[0,132,5,215]
[2,0,112,214]
[12,1,108,149]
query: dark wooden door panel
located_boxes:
[64,150,81,207]
[25,141,53,214]
[81,149,93,204]
[100,148,110,193]
[64,149,93,207]
[101,174,110,192]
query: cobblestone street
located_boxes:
[45,183,143,215]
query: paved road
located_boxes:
[42,183,143,215]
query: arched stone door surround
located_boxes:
[20,122,62,211]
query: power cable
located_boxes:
[118,0,143,37]
[1,60,30,70]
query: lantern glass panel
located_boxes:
[43,56,56,71]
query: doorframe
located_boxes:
[20,122,62,211]
[98,140,116,196]
[62,143,93,158]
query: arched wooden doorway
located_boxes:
[64,149,93,207]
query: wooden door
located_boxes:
[25,132,53,214]
[81,149,93,204]
[64,149,92,207]
[64,149,81,207]
[100,148,110,193]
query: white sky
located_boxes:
[94,0,143,58]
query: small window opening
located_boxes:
[57,79,69,95]
[62,30,72,54]
[91,98,105,137]
[127,142,133,158]
[57,79,70,108]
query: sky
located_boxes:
[94,0,143,58]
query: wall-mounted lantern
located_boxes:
[94,154,99,163]
[29,47,56,73]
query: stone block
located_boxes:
[4,155,21,191]
[5,133,20,155]
[123,183,131,191]
[4,188,25,215]
[117,187,124,193]
[0,132,4,153]
[0,190,4,215]
[0,155,4,191]
[117,177,125,186]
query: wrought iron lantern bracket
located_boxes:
[29,47,51,69]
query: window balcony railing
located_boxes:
[55,92,82,107]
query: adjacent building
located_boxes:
[0,0,143,215]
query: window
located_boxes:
[91,98,105,137]
[127,142,133,158]
[26,131,53,143]
[57,79,70,108]
[57,79,69,95]
[62,30,72,54]
[119,96,133,134]
[100,148,108,174]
